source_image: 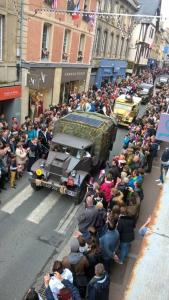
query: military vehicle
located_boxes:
[136,83,153,103]
[113,94,141,126]
[30,112,117,204]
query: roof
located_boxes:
[63,113,104,128]
[124,171,169,300]
[137,0,161,16]
[52,133,93,150]
[116,95,141,105]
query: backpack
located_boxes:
[161,149,169,162]
[58,287,72,300]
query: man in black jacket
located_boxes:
[87,263,110,300]
[116,207,135,264]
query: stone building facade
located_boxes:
[21,0,97,121]
[0,0,21,122]
[90,0,139,87]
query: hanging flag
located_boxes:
[72,0,80,21]
[52,0,57,9]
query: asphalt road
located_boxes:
[0,104,147,300]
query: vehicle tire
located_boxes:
[74,181,87,205]
[31,175,42,191]
[31,182,41,191]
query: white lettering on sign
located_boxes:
[41,72,46,83]
[64,71,86,77]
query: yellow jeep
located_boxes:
[113,94,141,126]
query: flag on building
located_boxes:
[72,0,80,21]
[52,0,57,9]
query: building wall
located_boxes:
[0,0,19,83]
[24,0,97,65]
[92,0,139,65]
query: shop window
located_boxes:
[62,29,71,62]
[41,23,51,60]
[77,34,85,62]
[0,15,3,61]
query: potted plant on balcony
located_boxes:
[41,48,49,59]
[78,51,83,62]
[62,52,68,61]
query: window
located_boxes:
[115,35,120,57]
[101,31,108,56]
[0,16,3,61]
[62,29,71,61]
[78,34,85,62]
[83,0,89,10]
[41,23,51,60]
[120,37,125,58]
[149,28,154,39]
[94,28,101,56]
[110,33,114,56]
[107,0,112,13]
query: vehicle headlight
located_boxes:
[71,170,76,177]
[36,168,43,176]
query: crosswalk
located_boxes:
[0,184,78,231]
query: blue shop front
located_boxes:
[94,59,127,88]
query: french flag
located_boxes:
[72,0,80,21]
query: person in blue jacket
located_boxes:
[86,263,110,300]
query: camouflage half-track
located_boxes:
[30,112,117,204]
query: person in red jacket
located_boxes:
[100,174,114,209]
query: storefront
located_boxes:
[27,68,55,118]
[94,59,128,88]
[60,68,88,103]
[0,85,21,123]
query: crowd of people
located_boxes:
[0,67,168,299]
[21,67,169,300]
[0,69,162,192]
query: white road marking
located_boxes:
[26,192,58,224]
[55,204,74,232]
[55,204,80,234]
[1,185,34,214]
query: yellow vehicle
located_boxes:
[113,94,141,126]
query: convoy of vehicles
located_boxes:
[136,83,154,103]
[30,112,117,204]
[113,94,141,126]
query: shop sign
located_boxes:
[62,68,87,83]
[27,68,55,90]
[0,85,21,101]
[156,113,169,142]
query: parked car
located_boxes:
[136,83,154,104]
[29,112,117,205]
[113,94,141,127]
[156,76,169,89]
